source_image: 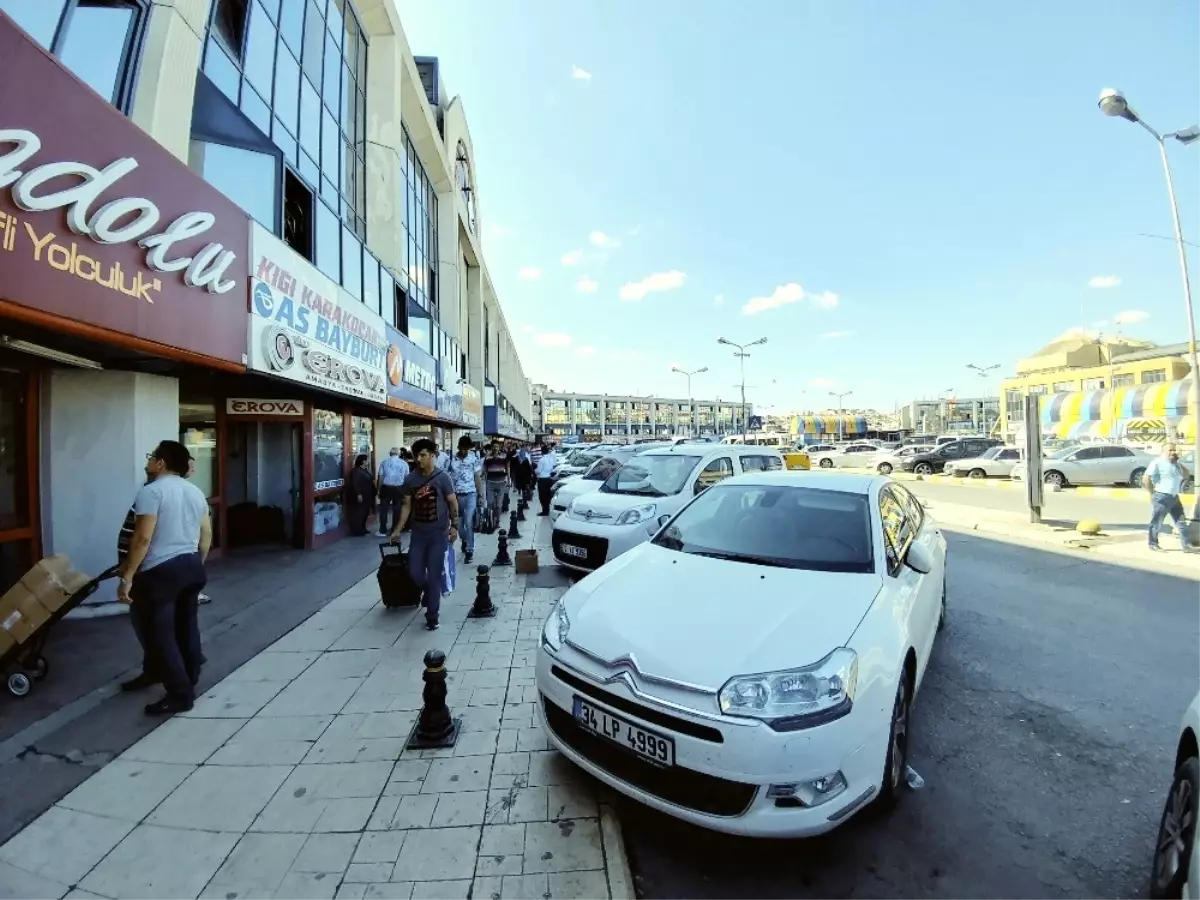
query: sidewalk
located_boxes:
[0,507,633,900]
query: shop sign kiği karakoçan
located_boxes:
[249,223,387,404]
[0,15,250,366]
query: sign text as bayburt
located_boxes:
[0,128,237,294]
[253,272,386,371]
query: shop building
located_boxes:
[531,387,754,441]
[0,0,532,593]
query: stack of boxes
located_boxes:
[0,555,92,658]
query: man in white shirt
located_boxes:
[376,447,409,537]
[535,442,558,516]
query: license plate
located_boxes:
[559,544,588,559]
[573,697,675,766]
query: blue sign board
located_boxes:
[384,326,437,415]
[749,415,764,431]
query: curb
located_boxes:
[600,801,635,900]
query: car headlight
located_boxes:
[615,503,656,526]
[718,648,858,731]
[541,598,571,651]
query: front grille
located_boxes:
[542,697,756,817]
[552,530,608,570]
[551,666,723,743]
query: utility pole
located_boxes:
[671,365,708,438]
[967,363,1001,434]
[829,390,852,441]
[717,336,767,442]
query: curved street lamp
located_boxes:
[718,337,767,441]
[671,365,708,437]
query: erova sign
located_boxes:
[248,224,387,403]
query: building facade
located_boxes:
[899,397,1000,437]
[0,0,530,598]
[531,388,754,442]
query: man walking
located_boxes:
[535,442,559,516]
[390,439,459,630]
[483,442,511,521]
[117,440,212,715]
[1144,442,1195,552]
[376,447,409,537]
[446,435,482,564]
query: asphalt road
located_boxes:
[619,530,1200,899]
[905,478,1154,530]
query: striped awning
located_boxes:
[1051,419,1113,440]
[1041,380,1194,425]
[791,415,869,436]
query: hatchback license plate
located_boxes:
[573,697,674,767]
[559,544,588,559]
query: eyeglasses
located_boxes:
[145,452,159,461]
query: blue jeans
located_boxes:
[457,492,477,555]
[409,527,449,625]
[1149,492,1188,549]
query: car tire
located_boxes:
[819,458,834,469]
[1129,467,1147,487]
[1150,755,1198,899]
[914,463,933,476]
[878,462,893,475]
[879,663,912,809]
[968,468,986,479]
[1185,477,1196,494]
[1044,470,1066,488]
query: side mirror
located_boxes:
[906,542,935,575]
[657,514,671,529]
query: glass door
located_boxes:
[0,370,36,595]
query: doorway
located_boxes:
[224,420,303,549]
[0,368,36,593]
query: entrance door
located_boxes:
[225,420,304,550]
[0,370,36,594]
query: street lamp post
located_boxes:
[967,363,1001,434]
[1099,88,1200,498]
[670,366,708,438]
[829,390,852,441]
[718,336,767,442]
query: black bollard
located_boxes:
[516,497,527,522]
[468,565,497,618]
[405,649,460,749]
[493,529,512,566]
[508,509,522,540]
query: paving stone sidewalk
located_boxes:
[0,509,632,900]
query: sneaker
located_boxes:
[426,621,440,631]
[1149,543,1163,551]
[464,552,473,564]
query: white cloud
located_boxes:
[619,270,687,302]
[821,330,854,340]
[532,331,573,349]
[560,249,583,266]
[1088,275,1122,289]
[575,275,599,293]
[589,231,620,248]
[809,377,837,389]
[571,65,592,81]
[576,345,597,358]
[517,266,542,281]
[742,282,839,315]
[713,293,725,308]
[1114,309,1150,325]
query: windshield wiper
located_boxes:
[615,487,666,497]
[687,550,792,569]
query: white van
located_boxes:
[551,444,784,572]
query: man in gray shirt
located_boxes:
[376,447,409,537]
[390,438,459,630]
[118,440,212,715]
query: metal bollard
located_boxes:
[516,497,527,522]
[405,649,460,749]
[508,509,522,540]
[493,529,513,566]
[468,564,497,618]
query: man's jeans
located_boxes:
[378,484,404,534]
[1150,491,1189,549]
[485,480,506,517]
[409,527,449,626]
[130,553,206,703]
[457,492,477,555]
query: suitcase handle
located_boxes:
[379,542,402,559]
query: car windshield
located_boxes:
[977,447,1002,460]
[601,454,701,496]
[1045,446,1077,460]
[584,455,628,481]
[653,484,875,574]
[569,452,603,468]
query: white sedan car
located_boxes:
[537,471,947,837]
[873,445,935,475]
[944,446,1022,479]
[1011,443,1156,488]
[1150,691,1199,899]
[810,442,882,470]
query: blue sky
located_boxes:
[397,0,1199,414]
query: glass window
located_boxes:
[273,44,300,136]
[278,0,303,53]
[272,119,297,164]
[341,225,361,298]
[1141,369,1167,384]
[301,0,324,84]
[1101,446,1134,459]
[654,483,874,574]
[351,414,373,465]
[362,252,380,316]
[320,175,338,208]
[0,370,31,531]
[321,107,338,173]
[240,86,271,134]
[189,140,278,228]
[211,0,248,58]
[242,0,276,98]
[298,150,319,188]
[1073,447,1104,461]
[180,400,218,499]
[315,198,341,282]
[695,456,734,492]
[322,28,340,111]
[380,268,395,327]
[1051,381,1076,393]
[408,304,432,354]
[58,2,137,105]
[0,0,68,49]
[313,408,344,490]
[1113,373,1135,387]
[299,77,321,161]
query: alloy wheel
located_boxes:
[1152,762,1197,897]
[914,463,933,476]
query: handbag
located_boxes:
[442,544,457,594]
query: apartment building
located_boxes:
[531,387,755,441]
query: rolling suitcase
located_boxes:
[378,543,420,608]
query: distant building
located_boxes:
[531,386,754,441]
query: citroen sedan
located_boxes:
[537,471,947,837]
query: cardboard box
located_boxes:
[0,589,51,644]
[20,554,92,613]
[0,624,15,658]
[514,549,539,575]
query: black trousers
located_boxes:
[130,553,206,703]
[537,477,554,514]
[378,484,404,534]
